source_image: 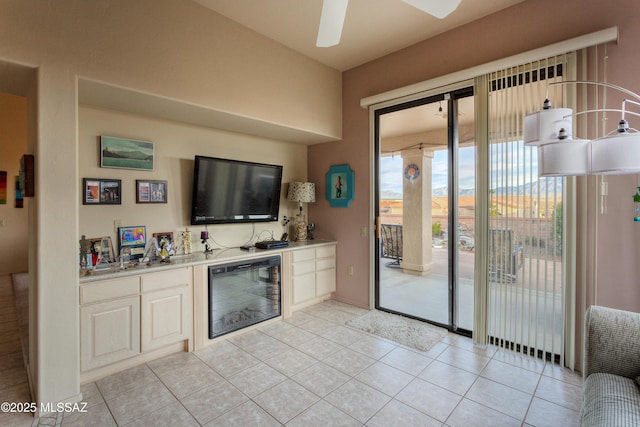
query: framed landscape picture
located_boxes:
[101,135,154,171]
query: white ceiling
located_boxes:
[194,0,525,71]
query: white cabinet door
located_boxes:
[292,272,316,304]
[316,267,336,296]
[80,296,140,372]
[141,285,190,352]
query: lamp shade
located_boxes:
[590,132,640,175]
[287,182,316,203]
[524,108,573,146]
[537,138,591,177]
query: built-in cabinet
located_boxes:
[80,267,191,376]
[80,241,337,379]
[290,244,336,309]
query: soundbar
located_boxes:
[255,240,289,249]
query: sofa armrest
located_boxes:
[584,305,640,379]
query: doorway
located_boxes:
[375,87,474,335]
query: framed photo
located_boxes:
[83,178,122,205]
[136,180,167,203]
[325,164,354,208]
[100,135,154,171]
[19,154,34,197]
[87,236,116,267]
[153,232,174,256]
[118,226,146,260]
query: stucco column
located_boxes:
[401,148,434,275]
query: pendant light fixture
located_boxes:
[524,81,640,176]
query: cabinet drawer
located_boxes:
[292,260,315,276]
[316,257,335,271]
[292,248,316,262]
[316,245,336,259]
[80,276,140,305]
[141,267,190,292]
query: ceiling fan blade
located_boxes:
[316,0,349,47]
[402,0,462,19]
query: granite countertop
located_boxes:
[79,239,336,283]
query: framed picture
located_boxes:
[100,135,154,171]
[325,164,354,208]
[83,178,122,205]
[19,154,34,197]
[0,171,6,205]
[136,180,167,203]
[87,236,116,267]
[118,226,146,260]
[153,232,174,256]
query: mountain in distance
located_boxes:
[382,180,563,199]
[492,179,563,196]
[432,187,475,197]
[381,190,403,200]
[433,180,562,196]
[102,147,153,161]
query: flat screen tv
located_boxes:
[191,155,283,225]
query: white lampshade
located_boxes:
[524,108,573,146]
[590,132,640,175]
[287,182,316,203]
[538,138,591,177]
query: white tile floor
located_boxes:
[2,295,583,426]
[66,301,582,426]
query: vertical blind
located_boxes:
[483,54,574,365]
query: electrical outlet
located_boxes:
[347,266,354,276]
[0,219,5,227]
[114,219,122,233]
[361,227,367,237]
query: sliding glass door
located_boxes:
[375,87,474,334]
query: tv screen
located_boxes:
[191,156,283,225]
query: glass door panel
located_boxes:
[455,96,475,331]
[376,88,474,334]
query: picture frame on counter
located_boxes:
[83,178,122,205]
[87,236,116,266]
[118,226,146,260]
[153,232,174,256]
[136,179,167,203]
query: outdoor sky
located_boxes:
[380,142,540,197]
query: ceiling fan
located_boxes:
[317,0,463,47]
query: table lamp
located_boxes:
[287,182,315,241]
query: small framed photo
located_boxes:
[87,236,116,266]
[136,180,167,203]
[83,178,122,205]
[118,226,146,259]
[153,232,174,256]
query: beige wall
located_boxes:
[0,0,340,406]
[79,106,307,248]
[0,93,28,275]
[310,0,640,315]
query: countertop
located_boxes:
[79,239,336,284]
